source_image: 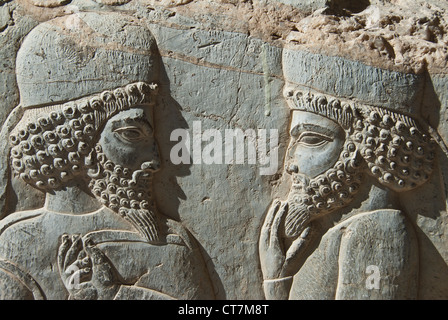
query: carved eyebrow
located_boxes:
[111,115,152,128]
[290,123,338,138]
[110,116,154,138]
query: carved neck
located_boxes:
[44,181,102,214]
[358,181,401,213]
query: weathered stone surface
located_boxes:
[0,0,447,300]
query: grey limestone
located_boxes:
[0,0,447,300]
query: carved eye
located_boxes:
[297,132,332,147]
[114,126,149,142]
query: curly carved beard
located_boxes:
[285,151,363,238]
[87,144,160,243]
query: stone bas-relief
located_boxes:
[1,0,448,300]
[260,86,436,299]
[0,11,214,300]
[256,23,448,297]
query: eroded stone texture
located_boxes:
[0,0,447,300]
[0,10,215,300]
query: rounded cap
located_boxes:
[16,11,160,109]
[282,48,425,117]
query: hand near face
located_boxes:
[259,200,312,280]
[58,234,120,300]
[259,109,344,281]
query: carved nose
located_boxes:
[141,159,160,172]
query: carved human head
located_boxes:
[8,11,163,241]
[282,87,437,237]
[9,11,162,194]
[10,82,160,189]
[281,49,437,237]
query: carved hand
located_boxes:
[259,200,311,280]
[57,234,120,300]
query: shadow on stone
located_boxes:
[327,0,371,15]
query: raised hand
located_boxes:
[259,200,312,280]
[57,234,120,300]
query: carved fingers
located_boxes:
[58,235,90,283]
[83,237,116,288]
[283,226,312,277]
[260,200,314,280]
[260,199,281,249]
[259,200,289,280]
[57,234,119,300]
[269,202,288,250]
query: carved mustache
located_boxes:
[140,160,160,172]
[129,160,160,186]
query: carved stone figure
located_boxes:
[1,0,448,301]
[0,11,214,300]
[260,49,441,299]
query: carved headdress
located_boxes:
[282,48,443,193]
[0,11,161,217]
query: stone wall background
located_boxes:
[1,0,448,299]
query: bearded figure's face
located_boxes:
[283,88,436,238]
[9,82,162,242]
[88,106,161,242]
[284,110,363,238]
